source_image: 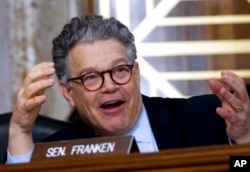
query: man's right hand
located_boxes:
[8,62,56,156]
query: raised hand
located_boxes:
[209,71,250,144]
[9,62,56,156]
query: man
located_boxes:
[7,14,250,164]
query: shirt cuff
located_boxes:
[228,137,236,146]
[6,147,34,164]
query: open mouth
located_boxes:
[100,100,124,109]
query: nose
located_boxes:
[100,73,118,92]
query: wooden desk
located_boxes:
[2,144,250,171]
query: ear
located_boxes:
[134,62,141,87]
[59,81,76,107]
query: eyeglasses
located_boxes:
[67,64,134,91]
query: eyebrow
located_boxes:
[77,57,130,76]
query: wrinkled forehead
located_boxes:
[67,40,131,75]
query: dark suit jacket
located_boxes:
[44,94,228,150]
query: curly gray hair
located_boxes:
[51,14,137,83]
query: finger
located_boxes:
[23,78,55,99]
[221,71,246,100]
[210,71,248,112]
[24,95,47,111]
[219,87,243,113]
[216,106,233,121]
[208,78,224,100]
[24,62,55,85]
[209,77,244,118]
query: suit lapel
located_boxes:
[142,95,182,150]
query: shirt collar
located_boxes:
[126,105,152,143]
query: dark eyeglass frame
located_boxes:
[67,64,134,91]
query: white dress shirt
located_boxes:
[126,105,159,153]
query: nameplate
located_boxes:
[31,135,139,161]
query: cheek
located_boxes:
[130,78,142,108]
[74,94,99,124]
[124,78,141,110]
[130,76,141,94]
[72,87,96,113]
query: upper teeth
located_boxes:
[104,101,117,105]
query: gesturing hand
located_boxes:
[9,62,56,156]
[209,71,250,144]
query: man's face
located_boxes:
[62,39,142,136]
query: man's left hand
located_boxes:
[209,71,250,144]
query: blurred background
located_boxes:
[0,0,250,121]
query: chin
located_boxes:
[104,125,130,136]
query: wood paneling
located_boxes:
[2,144,250,171]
